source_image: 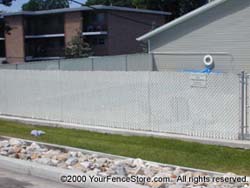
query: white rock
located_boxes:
[80,161,91,169]
[9,138,23,146]
[85,168,101,176]
[0,151,8,156]
[69,151,77,158]
[98,172,109,177]
[173,167,184,177]
[124,158,134,166]
[96,158,110,167]
[160,167,174,173]
[147,180,165,188]
[134,167,145,175]
[50,159,59,166]
[105,168,116,176]
[43,150,61,158]
[246,177,250,183]
[132,158,144,168]
[206,185,218,188]
[1,147,9,152]
[65,157,78,166]
[27,142,41,152]
[56,153,69,162]
[168,184,186,188]
[115,165,127,176]
[0,140,9,148]
[7,147,16,155]
[78,155,88,162]
[113,160,125,166]
[223,172,237,178]
[144,167,157,177]
[182,171,193,179]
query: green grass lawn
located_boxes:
[0,119,249,175]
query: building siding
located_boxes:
[5,16,25,64]
[150,0,250,73]
[64,12,82,45]
[108,11,166,55]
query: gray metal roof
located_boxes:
[3,5,171,17]
[137,0,228,41]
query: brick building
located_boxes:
[0,14,4,59]
[0,5,170,64]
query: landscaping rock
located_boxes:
[0,140,9,148]
[115,165,127,176]
[0,138,248,188]
[56,153,69,162]
[9,138,23,146]
[26,142,41,152]
[132,158,145,168]
[65,157,78,166]
[0,151,8,156]
[80,161,91,169]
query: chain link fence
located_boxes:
[0,54,153,71]
[0,70,242,140]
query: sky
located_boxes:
[0,0,87,12]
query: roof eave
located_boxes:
[3,5,171,17]
[137,0,228,41]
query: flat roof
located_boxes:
[3,5,171,17]
[137,0,228,41]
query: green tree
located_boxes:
[22,0,44,11]
[178,0,207,16]
[22,0,69,11]
[84,0,208,18]
[45,0,70,9]
[132,0,174,10]
[65,31,93,58]
[85,0,134,7]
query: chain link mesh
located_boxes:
[0,70,241,140]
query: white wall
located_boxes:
[150,0,250,72]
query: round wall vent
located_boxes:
[203,55,214,68]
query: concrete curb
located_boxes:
[0,155,146,188]
[1,115,250,149]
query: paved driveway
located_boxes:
[0,168,75,188]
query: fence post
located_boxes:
[91,58,94,71]
[246,74,249,137]
[58,59,61,70]
[125,55,128,71]
[240,71,246,140]
[147,72,152,131]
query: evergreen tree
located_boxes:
[22,0,69,11]
[65,31,93,58]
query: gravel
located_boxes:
[0,138,249,188]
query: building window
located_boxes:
[0,41,5,57]
[25,37,65,59]
[98,37,105,45]
[24,14,64,35]
[83,12,107,32]
[95,13,105,23]
[86,36,106,46]
[0,19,4,38]
[0,19,4,57]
